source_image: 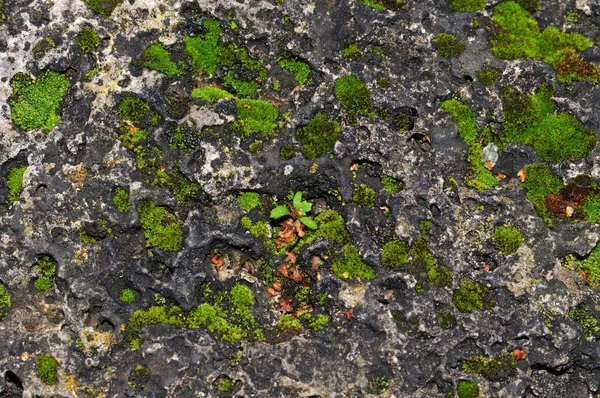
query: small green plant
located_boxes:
[457,380,480,398]
[113,187,130,212]
[0,284,11,321]
[120,288,137,304]
[34,277,53,292]
[234,99,280,138]
[357,0,406,11]
[350,183,375,208]
[36,355,59,385]
[369,376,390,394]
[462,352,516,380]
[493,226,523,254]
[33,255,57,292]
[140,44,182,76]
[9,71,69,132]
[452,281,496,313]
[270,192,317,229]
[77,26,99,53]
[237,191,261,212]
[381,239,410,268]
[436,33,467,57]
[7,166,27,202]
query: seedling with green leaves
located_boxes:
[270,192,317,229]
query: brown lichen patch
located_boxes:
[66,165,88,189]
[545,176,596,218]
[79,328,116,356]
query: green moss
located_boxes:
[308,314,330,331]
[138,201,183,251]
[86,68,99,80]
[234,99,279,138]
[516,0,541,12]
[113,187,130,212]
[569,242,600,285]
[565,11,580,23]
[381,239,410,268]
[342,43,363,59]
[493,226,523,254]
[476,66,500,86]
[276,314,302,331]
[241,217,269,239]
[350,183,375,208]
[436,33,467,57]
[334,75,374,122]
[378,77,390,88]
[141,44,182,76]
[85,0,123,17]
[445,0,485,12]
[36,355,58,385]
[462,352,516,380]
[280,144,295,160]
[441,99,497,191]
[296,113,341,160]
[6,166,26,203]
[191,86,234,102]
[452,281,496,313]
[457,380,480,398]
[583,194,600,223]
[33,37,55,58]
[315,210,350,245]
[0,284,11,321]
[381,175,403,194]
[520,163,563,227]
[237,191,260,212]
[437,310,457,329]
[369,377,389,394]
[34,277,53,291]
[9,71,69,132]
[35,255,57,278]
[128,365,151,391]
[118,96,159,127]
[120,288,137,304]
[331,244,375,280]
[569,303,600,340]
[279,58,311,86]
[490,1,596,83]
[358,0,406,11]
[218,377,234,392]
[184,18,222,75]
[0,1,5,25]
[77,26,99,53]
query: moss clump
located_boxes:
[296,114,341,160]
[77,26,99,53]
[493,226,523,254]
[113,187,130,212]
[141,44,182,76]
[36,355,59,385]
[128,365,151,391]
[357,0,406,11]
[441,99,497,191]
[234,99,279,137]
[331,244,375,280]
[520,163,563,227]
[315,210,350,245]
[34,277,53,292]
[436,33,467,57]
[0,284,11,321]
[6,166,26,203]
[241,217,269,239]
[462,352,516,380]
[9,71,69,133]
[381,239,410,268]
[567,242,600,285]
[452,281,496,313]
[33,255,57,292]
[350,183,375,208]
[120,288,137,304]
[445,0,485,12]
[85,0,123,17]
[237,191,260,212]
[334,75,374,122]
[138,201,183,251]
[279,58,311,86]
[476,66,500,86]
[191,86,234,102]
[381,175,403,194]
[516,0,541,12]
[457,380,479,398]
[583,194,600,223]
[341,43,363,59]
[490,1,597,84]
[279,144,295,160]
[33,38,55,58]
[569,303,600,341]
[276,314,302,331]
[184,18,222,75]
[118,96,160,127]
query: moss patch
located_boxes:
[36,355,59,385]
[331,244,375,280]
[315,210,350,245]
[113,187,130,212]
[381,175,403,194]
[77,26,99,53]
[234,99,279,137]
[493,226,523,254]
[445,0,485,12]
[296,114,341,160]
[237,191,260,212]
[476,66,500,86]
[0,284,11,322]
[184,18,222,75]
[334,75,374,123]
[452,281,496,313]
[141,44,182,76]
[34,255,57,292]
[569,303,600,340]
[490,1,598,84]
[280,144,295,160]
[457,380,479,398]
[350,183,375,208]
[191,86,235,102]
[138,201,183,251]
[120,288,137,304]
[441,99,497,191]
[9,71,69,132]
[381,239,410,268]
[520,163,563,227]
[436,33,467,57]
[6,166,26,203]
[279,58,311,86]
[462,352,516,380]
[85,0,124,17]
[357,0,406,11]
